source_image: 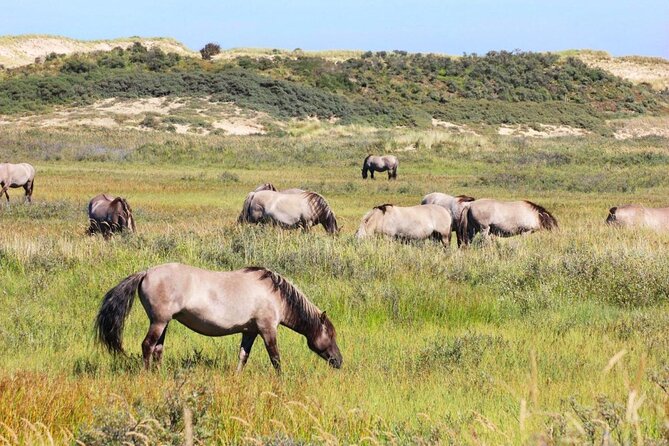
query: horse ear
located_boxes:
[320,311,327,323]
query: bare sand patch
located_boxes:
[498,124,588,138]
[611,116,669,140]
[431,118,478,135]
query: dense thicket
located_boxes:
[0,44,663,130]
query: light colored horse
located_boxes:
[88,194,136,238]
[95,263,342,372]
[606,204,669,231]
[458,199,558,245]
[0,163,35,204]
[238,189,339,233]
[356,203,452,247]
[362,155,398,180]
[421,192,475,246]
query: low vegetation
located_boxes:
[0,123,668,444]
[1,43,666,132]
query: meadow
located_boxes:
[1,124,669,445]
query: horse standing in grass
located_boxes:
[606,204,669,231]
[88,194,136,238]
[356,204,452,247]
[361,155,398,180]
[95,263,343,372]
[457,199,558,246]
[238,189,339,233]
[421,192,475,246]
[0,163,35,205]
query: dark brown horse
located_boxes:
[88,194,136,238]
[95,263,343,373]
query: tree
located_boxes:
[200,43,221,60]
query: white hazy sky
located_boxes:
[2,0,668,57]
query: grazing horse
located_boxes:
[421,192,475,246]
[95,263,343,372]
[0,163,35,205]
[361,155,398,180]
[606,204,669,231]
[356,203,452,247]
[458,199,558,245]
[238,190,339,233]
[88,194,136,238]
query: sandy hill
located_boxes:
[0,35,195,68]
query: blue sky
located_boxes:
[2,0,667,57]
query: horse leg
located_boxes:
[152,323,169,366]
[259,328,281,373]
[142,322,167,370]
[236,332,258,372]
[1,185,9,206]
[370,170,375,180]
[24,181,33,203]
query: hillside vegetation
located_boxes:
[1,42,666,133]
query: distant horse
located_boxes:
[606,204,669,231]
[238,189,339,233]
[458,199,558,245]
[356,203,452,247]
[88,194,136,238]
[421,192,475,246]
[362,155,398,180]
[95,263,343,372]
[0,163,35,205]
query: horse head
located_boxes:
[307,311,342,369]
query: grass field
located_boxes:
[1,125,669,445]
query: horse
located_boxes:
[95,263,342,373]
[238,189,339,233]
[88,194,136,238]
[355,203,452,247]
[361,155,398,180]
[0,163,35,205]
[457,199,558,245]
[421,192,475,246]
[606,204,669,231]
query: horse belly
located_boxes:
[174,310,256,337]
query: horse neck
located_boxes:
[280,294,321,339]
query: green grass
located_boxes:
[0,126,668,444]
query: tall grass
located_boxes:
[1,126,668,444]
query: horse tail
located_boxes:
[95,271,147,354]
[457,205,472,246]
[238,192,256,223]
[525,201,558,230]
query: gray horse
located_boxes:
[606,204,669,231]
[0,163,35,204]
[361,155,398,180]
[421,192,475,246]
[458,199,558,245]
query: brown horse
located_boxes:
[356,203,452,247]
[458,199,558,245]
[606,204,669,231]
[95,263,342,372]
[0,163,35,205]
[88,194,136,238]
[362,155,398,180]
[238,189,338,233]
[421,192,475,246]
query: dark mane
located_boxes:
[374,203,394,214]
[363,154,372,165]
[304,191,338,233]
[254,183,277,192]
[244,267,329,337]
[456,195,476,203]
[524,200,558,230]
